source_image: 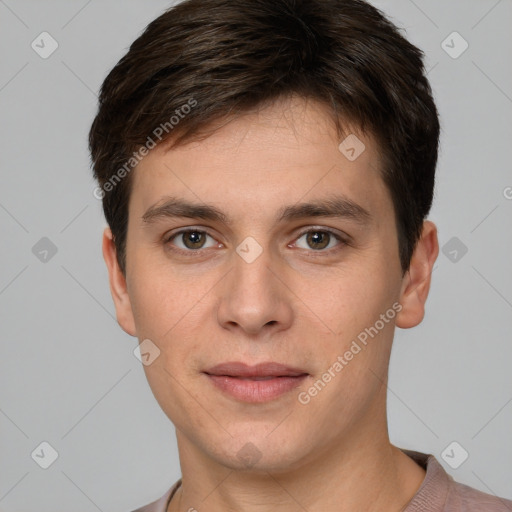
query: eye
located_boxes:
[294,229,344,251]
[166,230,218,251]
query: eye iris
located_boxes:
[183,231,205,249]
[307,231,329,250]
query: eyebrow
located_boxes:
[141,195,371,226]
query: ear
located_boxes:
[395,220,439,329]
[102,227,137,337]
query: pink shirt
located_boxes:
[131,449,512,511]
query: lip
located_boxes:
[205,361,308,378]
[204,362,309,403]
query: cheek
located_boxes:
[302,260,400,389]
[128,275,173,337]
[127,262,216,373]
[296,261,396,337]
[127,253,197,333]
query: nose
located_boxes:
[216,245,294,337]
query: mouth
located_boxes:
[203,361,309,403]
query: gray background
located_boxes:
[0,0,511,510]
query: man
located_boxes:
[89,0,512,510]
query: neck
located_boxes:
[168,414,426,512]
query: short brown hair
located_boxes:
[89,0,440,275]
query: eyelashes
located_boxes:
[165,229,219,251]
[293,229,344,252]
[164,227,349,256]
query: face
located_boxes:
[103,96,437,473]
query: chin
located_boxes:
[204,431,310,474]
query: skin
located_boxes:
[103,96,439,512]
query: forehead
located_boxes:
[130,96,390,223]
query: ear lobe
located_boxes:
[102,227,137,337]
[395,220,439,329]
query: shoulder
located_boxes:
[445,479,512,511]
[401,449,512,512]
[130,479,181,512]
